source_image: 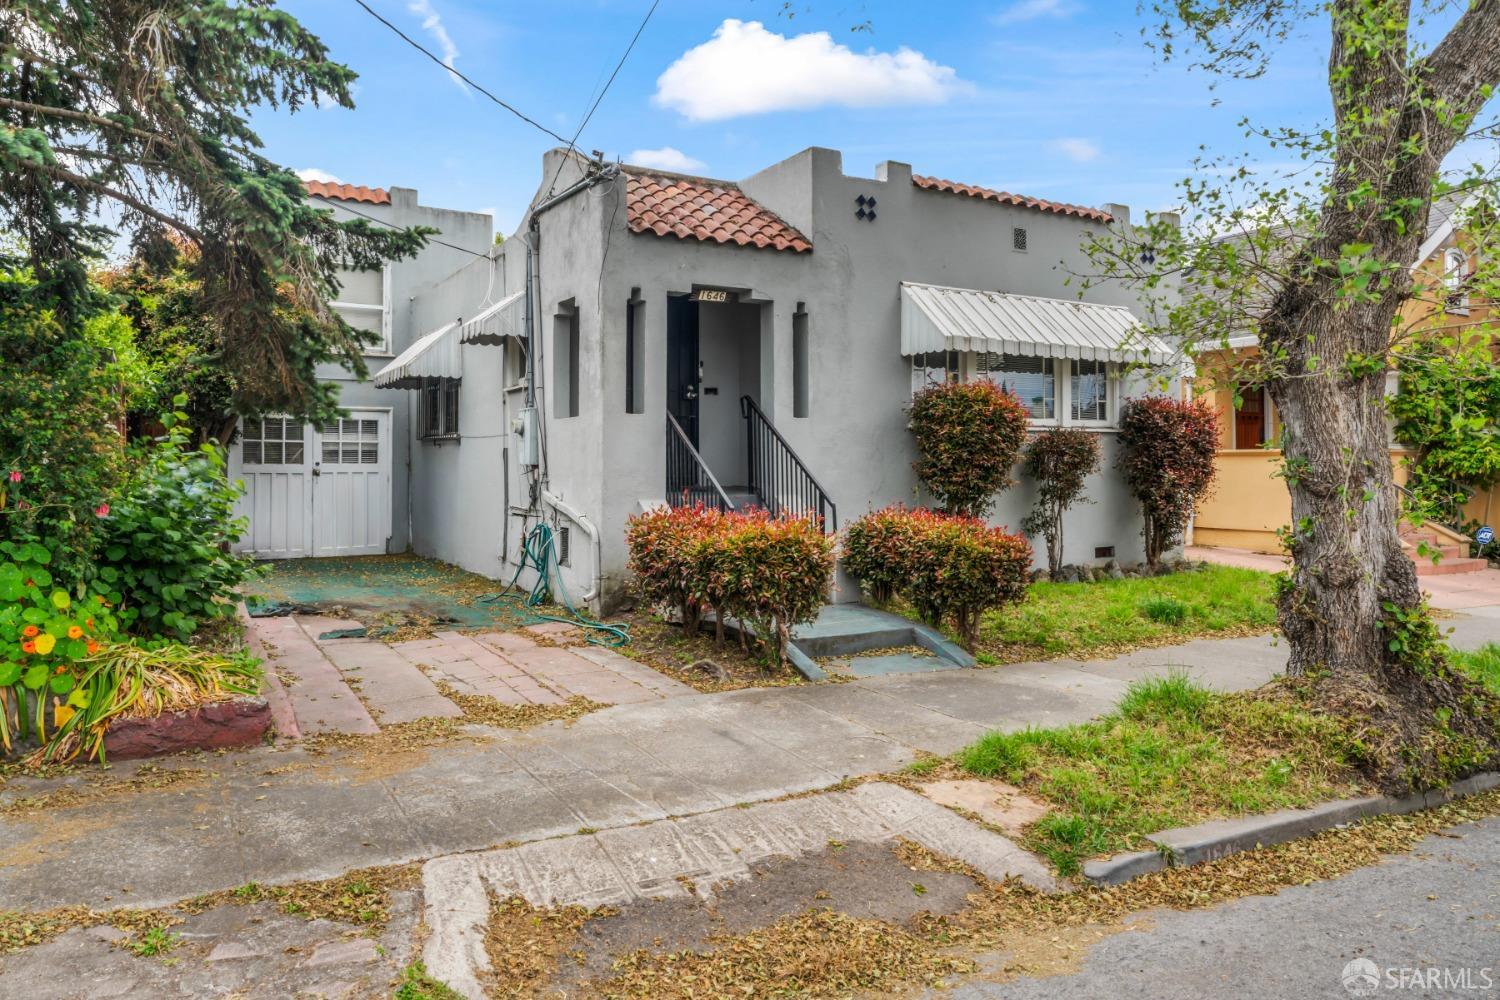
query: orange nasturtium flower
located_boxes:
[33,633,56,655]
[21,640,36,654]
[86,641,100,655]
[67,625,83,639]
[22,625,39,637]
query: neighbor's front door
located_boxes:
[666,294,700,446]
[233,409,391,558]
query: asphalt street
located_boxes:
[942,815,1500,1000]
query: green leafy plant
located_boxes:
[1117,397,1219,568]
[1021,428,1102,575]
[842,506,1032,650]
[1391,343,1500,526]
[908,380,1030,517]
[97,398,259,639]
[841,505,924,605]
[0,537,120,754]
[0,276,128,582]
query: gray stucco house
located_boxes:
[232,149,1180,612]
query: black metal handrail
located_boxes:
[741,395,838,531]
[666,412,736,512]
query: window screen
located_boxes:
[322,417,380,464]
[241,417,304,465]
[1071,359,1110,422]
[976,354,1055,419]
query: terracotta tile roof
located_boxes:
[913,174,1112,223]
[304,180,391,205]
[625,169,811,253]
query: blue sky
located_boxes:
[256,0,1336,235]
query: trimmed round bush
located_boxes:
[909,380,1029,517]
[842,506,1033,650]
[626,506,834,666]
[1117,397,1219,567]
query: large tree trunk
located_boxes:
[1257,2,1500,789]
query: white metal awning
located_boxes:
[899,281,1177,366]
[459,289,525,345]
[373,320,461,389]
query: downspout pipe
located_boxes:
[541,488,603,605]
[522,159,621,607]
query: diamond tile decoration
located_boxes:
[913,174,1112,223]
[625,169,812,253]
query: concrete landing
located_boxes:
[786,604,974,680]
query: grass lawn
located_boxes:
[974,564,1278,664]
[954,674,1364,875]
[1449,643,1500,695]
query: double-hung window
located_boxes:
[419,379,460,440]
[975,353,1057,421]
[1070,359,1111,424]
[964,354,1117,427]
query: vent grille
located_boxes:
[1094,545,1115,559]
[557,525,571,566]
[1012,227,1028,252]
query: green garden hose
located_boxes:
[477,522,630,647]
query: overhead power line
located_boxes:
[544,0,661,197]
[331,198,490,259]
[350,0,571,145]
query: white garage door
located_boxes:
[232,410,392,559]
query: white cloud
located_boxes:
[654,19,965,122]
[408,0,467,94]
[993,0,1082,26]
[625,147,708,173]
[1053,138,1100,163]
[295,168,343,184]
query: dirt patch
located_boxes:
[482,893,609,998]
[0,905,178,955]
[540,841,979,995]
[618,612,807,692]
[179,862,420,931]
[436,683,608,730]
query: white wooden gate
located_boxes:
[232,410,391,559]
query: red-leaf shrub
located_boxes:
[626,505,834,666]
[841,505,923,604]
[842,506,1033,650]
[1021,428,1101,575]
[625,504,723,632]
[909,380,1030,517]
[1117,396,1219,567]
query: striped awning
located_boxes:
[459,289,525,345]
[373,320,461,389]
[899,281,1177,365]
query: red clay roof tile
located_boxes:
[304,180,391,205]
[625,169,811,254]
[913,174,1112,223]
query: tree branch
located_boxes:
[31,160,204,243]
[0,96,163,144]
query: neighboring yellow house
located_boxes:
[1191,190,1492,563]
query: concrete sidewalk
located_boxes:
[4,618,1499,913]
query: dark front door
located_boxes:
[666,295,700,447]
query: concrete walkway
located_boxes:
[1189,543,1500,612]
[5,617,1500,913]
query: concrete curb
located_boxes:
[1083,771,1500,886]
[237,601,300,741]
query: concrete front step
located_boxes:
[1413,555,1490,576]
